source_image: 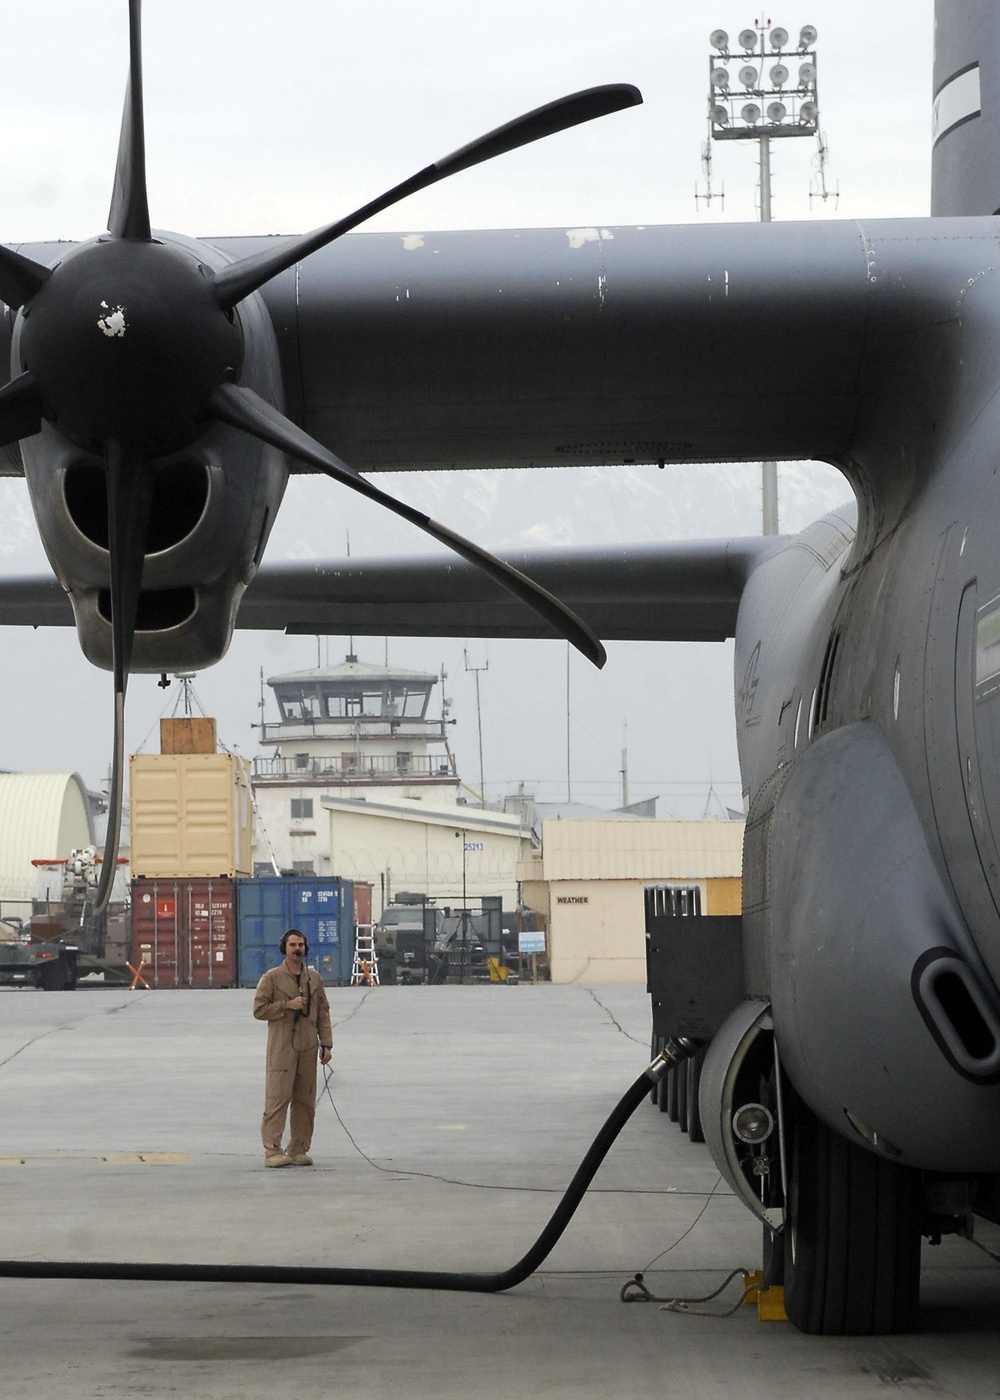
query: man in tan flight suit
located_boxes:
[253,928,333,1167]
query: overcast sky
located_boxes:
[0,0,934,817]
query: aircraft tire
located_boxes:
[675,1058,688,1131]
[665,1066,679,1119]
[783,1101,922,1335]
[686,1049,705,1144]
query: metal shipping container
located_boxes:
[132,877,237,988]
[236,877,354,988]
[130,752,253,879]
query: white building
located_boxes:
[320,794,535,918]
[251,654,461,877]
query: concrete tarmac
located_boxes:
[0,981,998,1398]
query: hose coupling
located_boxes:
[643,1036,700,1083]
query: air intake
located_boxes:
[912,950,1000,1081]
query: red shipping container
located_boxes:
[132,877,237,988]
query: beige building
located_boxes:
[320,794,536,918]
[518,818,744,984]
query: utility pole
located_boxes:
[566,643,573,803]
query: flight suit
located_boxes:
[253,964,333,1158]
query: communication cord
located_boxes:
[0,1038,697,1293]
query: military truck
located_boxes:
[0,916,77,990]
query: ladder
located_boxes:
[350,923,380,986]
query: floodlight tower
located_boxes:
[704,21,821,533]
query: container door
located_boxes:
[132,879,185,988]
[294,880,341,985]
[236,877,293,986]
[236,879,270,988]
[187,878,236,988]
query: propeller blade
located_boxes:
[105,439,151,692]
[94,689,127,916]
[94,439,153,914]
[0,373,43,448]
[108,0,151,241]
[0,245,50,312]
[213,83,641,310]
[207,382,607,669]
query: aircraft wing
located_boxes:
[9,215,962,479]
[221,217,962,476]
[0,538,780,644]
[237,539,780,642]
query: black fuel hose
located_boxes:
[0,1039,697,1293]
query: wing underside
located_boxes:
[0,538,780,644]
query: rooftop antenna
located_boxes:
[346,529,355,659]
[620,719,629,808]
[809,130,839,208]
[694,136,725,210]
[256,665,266,734]
[463,647,489,808]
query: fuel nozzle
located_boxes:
[643,1035,701,1085]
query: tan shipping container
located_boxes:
[130,752,253,879]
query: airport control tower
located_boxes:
[250,654,460,874]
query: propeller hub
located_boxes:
[19,237,243,456]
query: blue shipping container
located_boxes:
[236,877,355,987]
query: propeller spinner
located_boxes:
[0,0,640,909]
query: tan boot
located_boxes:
[265,1151,293,1167]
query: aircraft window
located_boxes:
[976,599,1000,688]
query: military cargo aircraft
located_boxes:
[1,0,999,1337]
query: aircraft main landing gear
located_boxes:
[781,1098,922,1335]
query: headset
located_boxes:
[279,928,310,955]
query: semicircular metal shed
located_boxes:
[0,772,94,909]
